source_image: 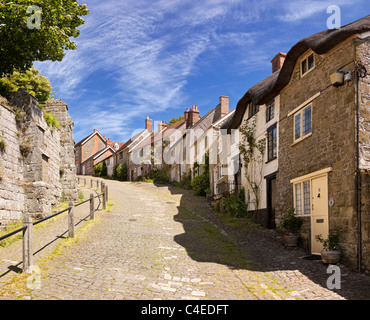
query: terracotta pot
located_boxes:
[321,250,341,264]
[283,234,299,247]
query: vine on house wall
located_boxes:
[238,117,266,210]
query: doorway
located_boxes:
[310,175,329,254]
[266,175,277,229]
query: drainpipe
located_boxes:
[355,61,367,273]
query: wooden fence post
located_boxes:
[22,213,33,273]
[105,185,108,203]
[102,182,106,210]
[90,194,95,220]
[68,201,75,238]
[90,179,93,188]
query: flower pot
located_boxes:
[283,234,299,247]
[321,250,341,264]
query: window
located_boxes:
[301,53,315,77]
[119,152,123,160]
[248,103,259,119]
[294,180,311,216]
[267,123,277,161]
[294,104,312,142]
[266,103,275,122]
[219,165,224,180]
[106,158,110,166]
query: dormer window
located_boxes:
[114,143,119,150]
[301,53,315,77]
[248,103,259,119]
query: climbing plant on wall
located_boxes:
[238,117,266,210]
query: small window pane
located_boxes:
[303,105,312,136]
[272,127,277,158]
[302,60,307,75]
[295,184,302,215]
[295,113,301,140]
[308,54,314,70]
[304,181,311,215]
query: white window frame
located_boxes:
[293,103,312,143]
[293,180,311,216]
[218,165,224,180]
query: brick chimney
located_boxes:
[158,120,167,132]
[145,116,153,132]
[219,96,229,119]
[184,107,190,123]
[186,105,200,128]
[94,128,98,132]
[271,52,287,73]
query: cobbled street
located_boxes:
[0,177,370,300]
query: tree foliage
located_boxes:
[0,0,89,75]
[0,67,53,104]
[167,115,185,126]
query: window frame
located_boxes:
[293,179,311,217]
[266,103,275,122]
[293,103,312,144]
[266,123,277,162]
[248,102,259,119]
[300,53,315,78]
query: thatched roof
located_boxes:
[228,14,370,131]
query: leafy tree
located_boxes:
[0,0,89,75]
[167,115,185,126]
[0,67,53,104]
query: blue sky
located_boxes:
[34,0,369,144]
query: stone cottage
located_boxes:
[225,15,370,272]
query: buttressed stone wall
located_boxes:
[0,89,77,227]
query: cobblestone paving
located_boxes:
[0,178,369,300]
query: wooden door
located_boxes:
[311,175,329,254]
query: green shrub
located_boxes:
[93,161,107,177]
[238,187,245,202]
[43,111,60,129]
[281,208,303,235]
[191,174,210,196]
[148,166,170,184]
[223,195,247,218]
[114,162,128,181]
[180,169,192,189]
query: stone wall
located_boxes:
[357,34,370,273]
[0,103,25,225]
[45,99,78,202]
[276,39,359,268]
[0,89,77,226]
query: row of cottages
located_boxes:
[74,128,123,176]
[123,97,234,182]
[222,15,370,272]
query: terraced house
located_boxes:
[225,15,370,272]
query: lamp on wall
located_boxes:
[330,70,345,87]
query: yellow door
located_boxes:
[311,175,329,254]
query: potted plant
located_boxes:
[315,232,341,264]
[281,208,303,247]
